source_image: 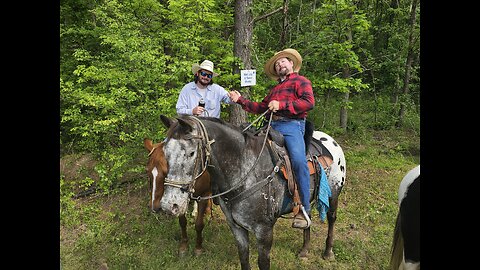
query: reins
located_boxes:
[191,111,278,203]
[242,110,270,132]
[160,112,280,205]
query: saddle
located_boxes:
[248,122,334,216]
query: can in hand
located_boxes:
[198,98,205,108]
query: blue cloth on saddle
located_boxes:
[316,165,331,222]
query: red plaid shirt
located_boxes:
[236,73,314,119]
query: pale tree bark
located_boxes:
[339,67,351,130]
[229,1,290,125]
[280,0,289,47]
[339,14,353,131]
[228,0,253,126]
[396,0,419,128]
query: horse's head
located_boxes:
[144,139,168,213]
[157,114,208,216]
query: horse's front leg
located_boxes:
[178,214,189,256]
[193,199,210,256]
[298,227,311,258]
[220,201,251,269]
[230,224,251,270]
[255,226,274,270]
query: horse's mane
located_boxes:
[181,115,242,131]
[198,116,242,132]
[165,115,243,140]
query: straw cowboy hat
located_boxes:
[192,60,219,77]
[264,48,303,80]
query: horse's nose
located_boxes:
[148,202,161,213]
[150,206,162,213]
[171,204,179,215]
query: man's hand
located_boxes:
[268,100,279,112]
[192,106,205,116]
[228,90,241,103]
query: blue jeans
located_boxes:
[271,119,310,213]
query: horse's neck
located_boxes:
[208,129,273,187]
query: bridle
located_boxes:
[162,116,214,198]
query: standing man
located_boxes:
[228,48,315,229]
[176,60,234,118]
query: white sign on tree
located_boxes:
[240,70,256,87]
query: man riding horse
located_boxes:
[228,48,314,229]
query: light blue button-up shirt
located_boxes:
[176,81,234,118]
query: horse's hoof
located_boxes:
[298,250,308,258]
[178,248,188,257]
[194,248,204,256]
[322,251,335,261]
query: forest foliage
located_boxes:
[60,0,420,193]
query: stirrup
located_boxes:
[292,205,311,229]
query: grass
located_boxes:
[60,128,419,269]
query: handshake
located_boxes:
[228,90,279,112]
[228,90,241,103]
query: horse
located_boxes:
[143,138,213,256]
[157,114,346,270]
[389,165,420,270]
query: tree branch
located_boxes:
[250,6,283,26]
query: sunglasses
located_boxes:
[199,71,213,79]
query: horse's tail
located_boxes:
[304,120,314,152]
[389,211,404,270]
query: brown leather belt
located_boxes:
[271,115,304,121]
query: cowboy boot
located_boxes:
[292,205,311,229]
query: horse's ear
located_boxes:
[177,117,194,134]
[144,138,153,152]
[160,115,176,128]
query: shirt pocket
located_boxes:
[206,99,216,110]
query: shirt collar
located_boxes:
[278,72,297,83]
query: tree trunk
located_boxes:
[373,0,398,52]
[339,16,353,131]
[339,68,350,130]
[280,0,289,46]
[396,0,418,128]
[321,88,331,129]
[228,0,253,126]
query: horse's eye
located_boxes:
[189,151,195,157]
